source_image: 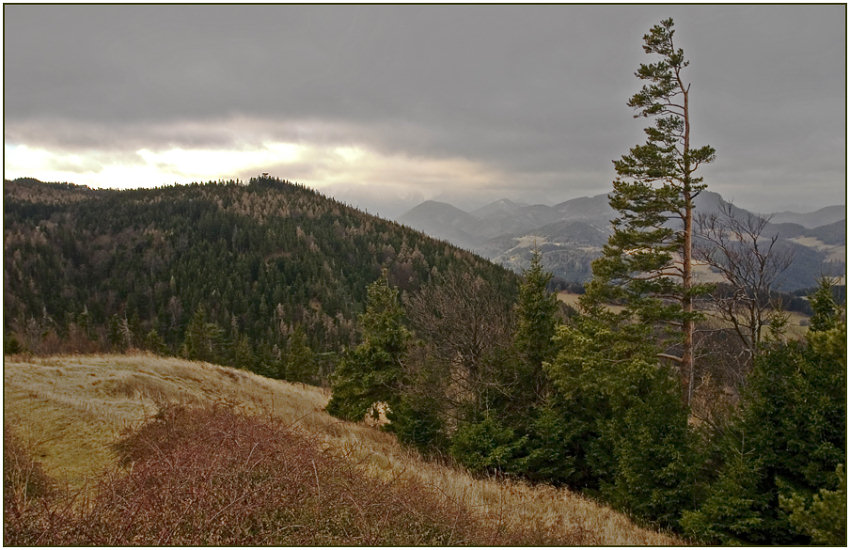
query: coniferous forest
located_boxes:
[4,175,515,383]
[4,18,845,546]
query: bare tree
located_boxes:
[695,203,794,368]
[405,270,514,414]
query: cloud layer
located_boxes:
[4,5,845,216]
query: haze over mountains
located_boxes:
[398,191,846,292]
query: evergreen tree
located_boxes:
[681,283,845,544]
[144,328,167,355]
[180,305,224,363]
[233,334,256,371]
[326,272,410,421]
[589,18,715,405]
[513,247,560,397]
[781,463,846,545]
[543,305,697,527]
[809,276,840,332]
[285,326,316,383]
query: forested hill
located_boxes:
[4,176,516,380]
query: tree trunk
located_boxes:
[682,84,695,406]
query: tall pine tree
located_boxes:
[588,18,715,405]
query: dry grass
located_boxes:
[558,291,811,340]
[6,406,491,545]
[4,353,683,545]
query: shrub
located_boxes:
[6,405,492,546]
[449,416,526,476]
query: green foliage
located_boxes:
[516,396,583,484]
[781,463,846,545]
[514,248,559,369]
[4,333,24,354]
[680,443,779,544]
[590,17,715,404]
[4,176,513,385]
[386,350,448,452]
[386,393,445,453]
[284,326,316,383]
[603,374,698,527]
[449,416,526,476]
[682,307,846,544]
[809,276,840,332]
[143,328,167,355]
[326,273,410,421]
[513,247,560,399]
[544,309,696,528]
[180,306,224,363]
[233,334,256,371]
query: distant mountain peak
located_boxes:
[471,198,524,218]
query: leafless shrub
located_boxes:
[6,405,535,546]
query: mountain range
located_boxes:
[398,191,845,292]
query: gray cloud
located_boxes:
[4,4,845,213]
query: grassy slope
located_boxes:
[4,353,682,545]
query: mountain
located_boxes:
[3,177,515,379]
[469,199,564,238]
[804,219,846,246]
[397,191,845,292]
[552,193,614,222]
[770,204,846,229]
[398,198,564,250]
[397,200,481,249]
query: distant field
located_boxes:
[558,291,810,340]
[4,354,682,545]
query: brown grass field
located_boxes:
[4,353,683,545]
[558,291,810,340]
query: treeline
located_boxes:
[3,176,515,382]
[327,257,845,545]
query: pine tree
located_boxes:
[589,18,715,405]
[808,276,840,332]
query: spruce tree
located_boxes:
[326,272,410,421]
[514,247,560,397]
[681,285,845,544]
[589,18,715,405]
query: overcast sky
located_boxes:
[4,4,846,217]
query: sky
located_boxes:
[4,4,846,218]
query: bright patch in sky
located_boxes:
[135,142,303,177]
[5,141,305,188]
[4,137,502,214]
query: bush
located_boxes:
[449,416,526,476]
[5,405,493,545]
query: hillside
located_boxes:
[3,177,515,381]
[396,199,482,250]
[4,354,682,545]
[771,204,846,229]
